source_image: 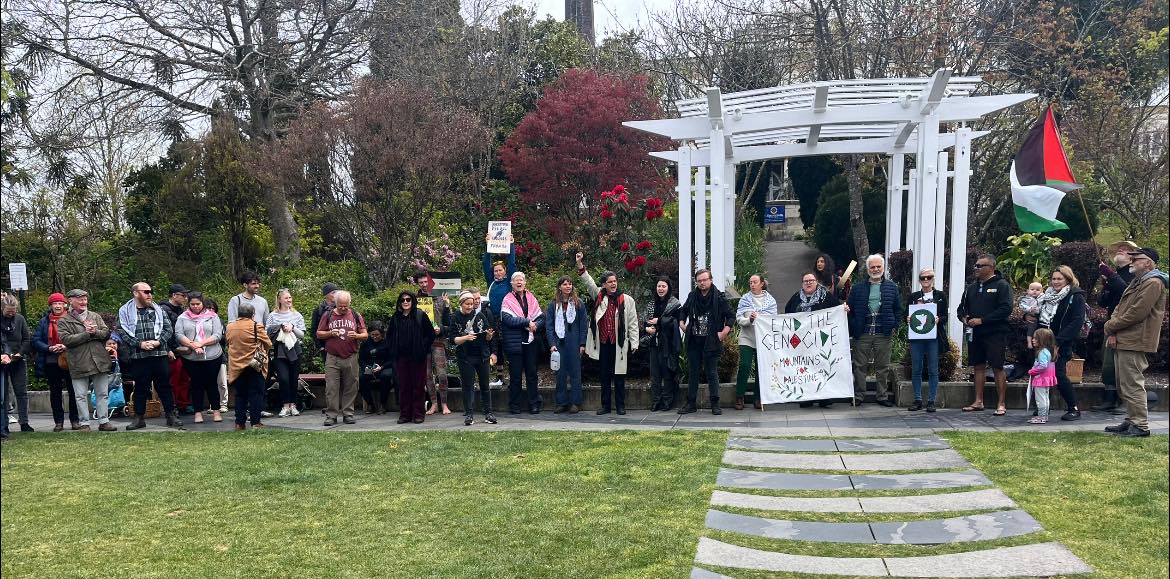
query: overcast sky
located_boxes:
[530,0,672,39]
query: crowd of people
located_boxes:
[1,241,1166,439]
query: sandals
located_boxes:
[961,404,985,412]
[993,407,1007,416]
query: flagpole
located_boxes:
[1075,189,1097,242]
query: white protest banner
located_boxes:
[486,221,511,254]
[754,305,852,404]
[8,263,28,290]
[908,303,938,340]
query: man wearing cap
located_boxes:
[57,289,118,431]
[1103,248,1168,438]
[311,283,339,363]
[159,283,192,414]
[1093,240,1140,413]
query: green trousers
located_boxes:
[736,345,760,398]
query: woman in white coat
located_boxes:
[576,252,639,415]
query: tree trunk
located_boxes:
[845,154,870,260]
[263,183,301,264]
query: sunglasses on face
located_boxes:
[138,289,153,294]
[399,298,413,303]
[920,276,934,281]
[974,264,990,269]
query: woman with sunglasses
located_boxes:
[387,291,436,424]
[907,268,948,412]
[786,271,842,408]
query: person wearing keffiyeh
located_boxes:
[500,272,544,414]
[735,274,779,410]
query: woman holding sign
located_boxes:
[785,272,842,408]
[735,274,778,410]
[907,268,948,412]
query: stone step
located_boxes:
[717,468,992,491]
[727,435,949,453]
[709,489,1017,513]
[694,537,1092,576]
[722,449,970,471]
[704,509,1042,544]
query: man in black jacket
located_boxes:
[311,283,339,363]
[957,255,1013,415]
[678,270,734,415]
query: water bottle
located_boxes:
[550,349,561,371]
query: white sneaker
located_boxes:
[261,410,274,418]
[278,407,291,418]
[7,415,16,424]
[489,379,503,388]
[290,406,301,416]
[219,405,228,413]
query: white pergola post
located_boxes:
[695,166,707,270]
[934,150,950,279]
[907,169,919,277]
[708,122,727,289]
[885,153,906,262]
[913,111,940,289]
[947,128,973,344]
[677,146,693,304]
[724,159,737,288]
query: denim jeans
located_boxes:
[553,346,583,406]
[910,339,940,402]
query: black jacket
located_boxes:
[1,313,31,356]
[957,271,1013,337]
[908,289,950,347]
[359,337,393,370]
[310,300,333,351]
[679,288,734,352]
[783,290,841,314]
[159,301,184,350]
[388,310,436,363]
[1099,265,1132,317]
[448,308,496,362]
[1041,287,1087,344]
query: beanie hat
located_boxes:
[48,292,67,305]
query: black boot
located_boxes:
[126,416,147,431]
[166,410,183,427]
[678,400,697,414]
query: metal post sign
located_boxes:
[8,263,28,290]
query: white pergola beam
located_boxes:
[648,131,990,165]
[893,122,917,147]
[918,69,952,115]
[623,95,1034,140]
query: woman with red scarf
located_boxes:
[33,293,80,431]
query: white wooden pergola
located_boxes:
[624,69,1035,342]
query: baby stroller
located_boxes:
[90,359,129,419]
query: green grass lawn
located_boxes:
[1,430,726,579]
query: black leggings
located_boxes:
[182,358,221,412]
[1054,339,1079,410]
[273,358,301,404]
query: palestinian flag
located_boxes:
[1009,107,1079,232]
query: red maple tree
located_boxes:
[498,69,673,241]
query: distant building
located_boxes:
[565,0,595,46]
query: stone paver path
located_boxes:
[693,435,1093,577]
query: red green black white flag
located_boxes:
[1009,107,1079,232]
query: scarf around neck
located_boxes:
[555,300,577,340]
[1038,285,1071,326]
[181,308,218,342]
[797,285,828,312]
[118,299,164,338]
[48,311,65,345]
[502,290,541,344]
[736,289,778,317]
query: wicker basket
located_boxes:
[1067,358,1085,384]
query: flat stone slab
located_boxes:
[706,510,875,543]
[694,538,1091,576]
[834,436,950,452]
[705,510,1042,544]
[710,490,863,513]
[726,437,840,452]
[717,468,854,491]
[692,538,884,577]
[723,450,846,470]
[859,489,1017,513]
[694,537,889,576]
[850,470,992,490]
[839,449,971,471]
[710,488,1017,513]
[882,542,1093,577]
